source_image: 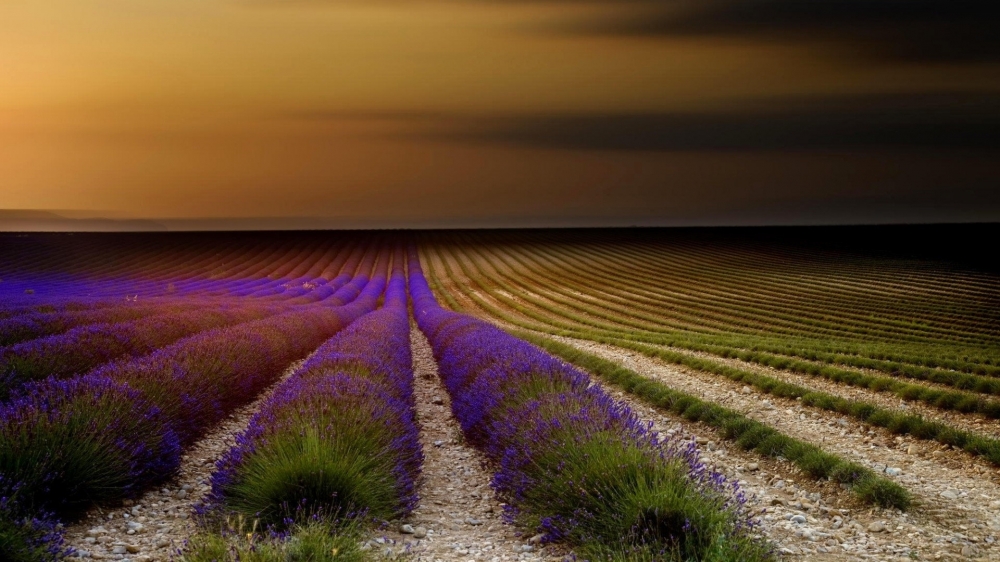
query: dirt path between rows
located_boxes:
[372,326,566,562]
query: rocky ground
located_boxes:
[428,248,1000,559]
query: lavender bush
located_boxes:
[0,375,180,516]
[0,477,73,562]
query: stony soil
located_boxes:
[429,246,1000,559]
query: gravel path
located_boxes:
[554,335,1000,561]
[370,326,567,562]
[62,359,307,561]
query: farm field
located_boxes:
[0,227,998,562]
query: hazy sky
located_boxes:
[1,0,998,229]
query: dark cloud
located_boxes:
[435,93,1000,151]
[558,0,1000,63]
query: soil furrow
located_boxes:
[373,327,566,562]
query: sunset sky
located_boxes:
[1,0,998,229]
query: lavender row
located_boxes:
[202,253,420,529]
[0,237,369,312]
[0,303,289,400]
[407,250,771,561]
[0,271,386,542]
[0,263,371,348]
[0,303,198,347]
[0,250,359,306]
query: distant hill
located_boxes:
[0,210,167,232]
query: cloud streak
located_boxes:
[551,0,1000,63]
[432,93,1000,151]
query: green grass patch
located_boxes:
[184,516,375,562]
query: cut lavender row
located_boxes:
[407,249,772,561]
[204,252,420,528]
[0,270,386,529]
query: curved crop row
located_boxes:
[204,255,419,527]
[456,238,996,351]
[458,231,998,346]
[526,231,999,337]
[0,269,387,561]
[421,259,913,510]
[409,250,771,562]
[509,237,1000,345]
[432,242,1000,408]
[187,253,419,561]
[572,336,1000,468]
[434,234,1000,371]
[518,332,911,509]
[0,303,198,347]
[0,303,285,399]
[530,230,999,322]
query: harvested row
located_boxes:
[437,233,1000,367]
[523,230,1000,326]
[433,242,1000,423]
[524,243,1000,347]
[409,250,772,561]
[460,231,1000,346]
[522,231,999,339]
[440,261,1000,469]
[467,236,985,345]
[188,253,421,560]
[451,238,999,361]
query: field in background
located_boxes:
[1,226,998,561]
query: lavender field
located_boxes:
[1,229,998,562]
